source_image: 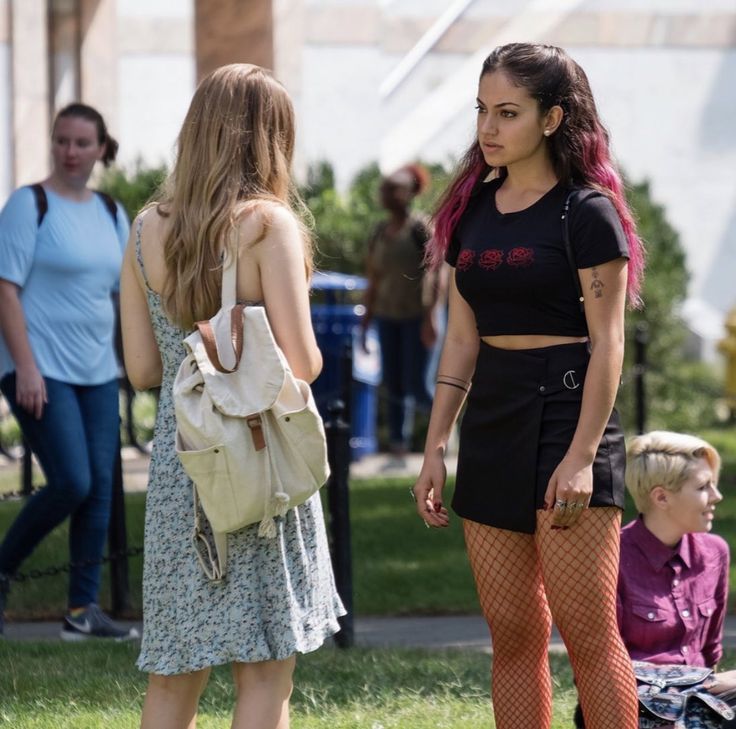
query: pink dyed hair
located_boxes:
[427,43,645,306]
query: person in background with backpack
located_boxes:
[413,43,646,728]
[0,103,133,641]
[120,64,344,729]
[361,164,440,455]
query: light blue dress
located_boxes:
[134,218,345,676]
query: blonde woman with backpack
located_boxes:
[120,64,344,729]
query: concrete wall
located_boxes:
[116,0,195,168]
[1,0,732,350]
[293,0,736,349]
[0,0,12,201]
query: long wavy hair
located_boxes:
[157,64,313,329]
[428,43,645,306]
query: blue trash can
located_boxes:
[311,271,379,460]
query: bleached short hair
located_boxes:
[625,431,721,514]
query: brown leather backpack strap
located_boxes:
[195,304,245,373]
[246,415,266,450]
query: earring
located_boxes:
[544,129,552,136]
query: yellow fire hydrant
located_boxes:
[718,306,736,406]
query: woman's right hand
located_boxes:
[412,451,450,528]
[708,669,736,697]
[15,364,47,419]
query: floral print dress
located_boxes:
[134,218,345,676]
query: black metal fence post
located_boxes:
[108,433,131,615]
[340,341,353,424]
[21,438,33,496]
[634,322,649,434]
[325,398,354,648]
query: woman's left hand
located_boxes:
[544,454,594,528]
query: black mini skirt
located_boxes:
[453,341,626,534]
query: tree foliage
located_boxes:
[618,181,721,432]
[305,162,720,432]
[98,160,167,222]
[93,158,721,433]
[302,160,451,275]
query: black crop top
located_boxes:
[445,178,629,337]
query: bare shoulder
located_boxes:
[129,205,171,289]
[236,200,302,253]
[134,204,169,244]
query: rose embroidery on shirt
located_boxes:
[479,249,504,271]
[456,250,476,271]
[506,247,535,268]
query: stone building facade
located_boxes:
[1,0,734,351]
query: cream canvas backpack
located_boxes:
[173,248,330,580]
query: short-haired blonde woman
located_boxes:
[611,431,736,728]
[120,64,344,729]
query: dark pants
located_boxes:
[0,374,119,607]
[376,316,431,449]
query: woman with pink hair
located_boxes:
[412,42,644,728]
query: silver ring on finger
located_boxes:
[555,499,567,509]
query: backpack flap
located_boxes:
[184,305,286,416]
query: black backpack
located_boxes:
[28,183,118,227]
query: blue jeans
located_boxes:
[376,317,432,449]
[0,374,119,608]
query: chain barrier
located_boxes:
[0,487,40,503]
[8,546,144,584]
[0,486,144,585]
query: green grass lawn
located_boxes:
[4,642,736,729]
[0,641,577,728]
[1,423,736,619]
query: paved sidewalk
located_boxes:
[1,448,454,493]
[0,615,535,650]
[8,615,736,651]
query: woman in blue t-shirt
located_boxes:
[0,103,134,641]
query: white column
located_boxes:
[79,0,117,130]
[0,0,13,200]
[10,0,50,186]
[50,0,80,110]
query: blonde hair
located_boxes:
[156,63,312,329]
[625,431,721,513]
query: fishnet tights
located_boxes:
[464,508,639,729]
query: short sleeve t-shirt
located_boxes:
[367,215,430,320]
[0,186,130,384]
[445,178,629,337]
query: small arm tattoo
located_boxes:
[590,267,605,299]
